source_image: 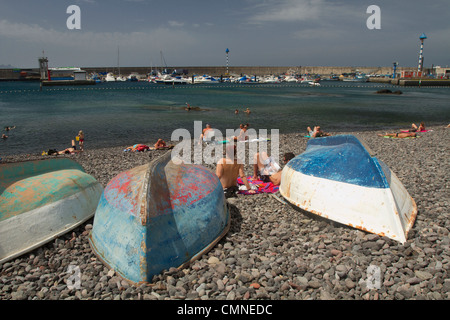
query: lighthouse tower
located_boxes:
[417,33,427,74]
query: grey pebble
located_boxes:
[1,127,449,300]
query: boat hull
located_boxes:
[89,152,230,284]
[0,158,103,263]
[280,135,417,243]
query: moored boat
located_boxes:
[280,135,417,243]
[0,158,103,264]
[89,152,230,284]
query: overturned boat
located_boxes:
[280,135,417,244]
[89,152,230,284]
[0,158,103,264]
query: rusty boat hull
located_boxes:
[89,152,230,284]
[280,135,417,244]
[0,158,103,263]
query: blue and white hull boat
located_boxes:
[0,158,103,264]
[89,152,230,284]
[280,135,417,244]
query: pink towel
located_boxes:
[237,176,279,195]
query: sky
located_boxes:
[0,0,449,69]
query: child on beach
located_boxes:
[77,130,85,151]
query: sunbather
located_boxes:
[216,144,255,198]
[253,152,295,185]
[56,140,81,155]
[307,126,331,138]
[378,132,417,139]
[124,144,150,152]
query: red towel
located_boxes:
[237,176,279,195]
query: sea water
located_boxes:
[0,80,449,155]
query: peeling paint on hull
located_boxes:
[280,135,417,244]
[89,152,230,284]
[0,158,103,263]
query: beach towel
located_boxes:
[237,176,279,195]
[400,129,432,133]
[382,135,418,139]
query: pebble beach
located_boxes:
[0,125,449,301]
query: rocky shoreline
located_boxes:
[0,125,449,301]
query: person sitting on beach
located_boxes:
[216,144,255,198]
[154,139,167,149]
[199,124,213,144]
[405,122,426,132]
[244,108,251,114]
[378,132,417,139]
[232,123,250,142]
[77,130,85,151]
[234,109,239,114]
[307,126,331,138]
[252,152,295,186]
[185,103,192,111]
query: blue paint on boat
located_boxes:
[286,135,389,188]
[89,152,230,284]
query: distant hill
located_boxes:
[0,64,15,69]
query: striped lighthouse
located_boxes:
[417,33,427,73]
[225,48,230,76]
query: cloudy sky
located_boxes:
[0,0,449,68]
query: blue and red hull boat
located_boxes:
[89,152,230,284]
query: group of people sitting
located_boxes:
[216,143,295,198]
[199,123,251,144]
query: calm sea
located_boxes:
[0,80,449,155]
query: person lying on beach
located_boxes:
[378,132,417,139]
[216,144,255,198]
[1,134,7,139]
[252,152,295,186]
[55,140,81,155]
[307,126,331,138]
[124,144,150,152]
